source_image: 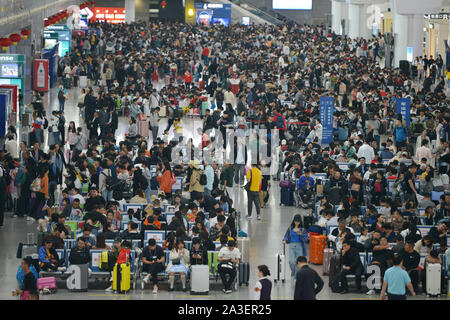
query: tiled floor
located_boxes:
[1,82,448,300]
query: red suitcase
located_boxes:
[309,235,327,264]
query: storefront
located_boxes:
[43,24,72,57]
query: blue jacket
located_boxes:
[16,265,38,289]
[283,227,309,253]
[298,176,314,191]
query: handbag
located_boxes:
[244,170,252,191]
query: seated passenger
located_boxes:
[69,238,91,265]
[142,239,166,294]
[190,237,208,265]
[38,239,65,272]
[166,239,190,292]
[217,240,241,294]
[336,241,363,294]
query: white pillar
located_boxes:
[125,0,135,23]
[409,14,424,60]
[348,3,361,39]
[393,11,408,67]
[331,0,342,35]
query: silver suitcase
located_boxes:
[426,263,441,296]
[190,265,209,295]
[274,243,286,283]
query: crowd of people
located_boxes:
[0,18,449,300]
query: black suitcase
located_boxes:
[238,262,250,286]
[280,186,294,206]
[328,253,342,289]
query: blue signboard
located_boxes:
[396,98,411,127]
[319,96,334,145]
[0,93,7,137]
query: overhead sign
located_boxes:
[320,96,334,145]
[424,13,450,19]
[396,98,411,127]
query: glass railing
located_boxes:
[231,0,283,24]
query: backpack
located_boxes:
[43,118,49,130]
[199,172,207,186]
[58,89,65,101]
[116,248,131,265]
[99,251,110,271]
[101,171,116,191]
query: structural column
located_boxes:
[331,0,342,35]
[391,0,442,67]
[125,0,135,23]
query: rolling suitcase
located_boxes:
[37,277,57,294]
[79,76,87,88]
[309,235,327,264]
[237,238,250,263]
[426,263,441,296]
[66,263,89,292]
[238,261,250,286]
[16,233,37,259]
[274,243,286,283]
[328,253,342,290]
[138,118,150,138]
[280,186,294,206]
[113,263,131,293]
[190,265,209,295]
[322,248,334,275]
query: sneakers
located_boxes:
[142,275,149,285]
[26,216,35,222]
[105,286,114,293]
[257,215,262,220]
[247,215,252,220]
[57,266,66,272]
[222,289,227,293]
[366,289,376,295]
[168,287,174,292]
[225,290,232,294]
[182,287,187,292]
[152,285,158,294]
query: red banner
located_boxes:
[34,59,49,92]
[91,7,125,24]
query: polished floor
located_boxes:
[1,81,448,300]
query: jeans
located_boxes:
[204,188,211,198]
[102,189,113,202]
[247,190,261,217]
[59,100,65,112]
[53,132,61,145]
[35,129,42,144]
[289,242,306,277]
[234,164,245,185]
[387,293,406,300]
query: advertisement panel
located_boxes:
[34,59,49,92]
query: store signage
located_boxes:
[424,13,450,19]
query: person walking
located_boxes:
[294,256,324,300]
[254,265,273,300]
[381,254,416,300]
[246,163,262,220]
[283,215,310,278]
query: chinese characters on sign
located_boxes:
[424,13,449,20]
[396,98,411,127]
[320,96,334,145]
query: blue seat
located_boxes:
[144,230,166,242]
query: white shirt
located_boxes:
[5,139,18,158]
[218,247,241,261]
[357,143,375,164]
